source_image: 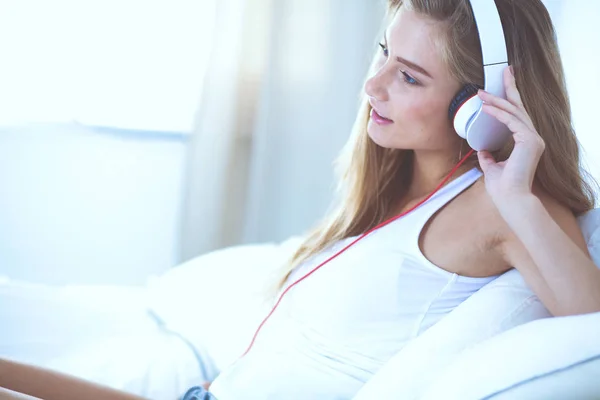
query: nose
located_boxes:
[364,65,391,102]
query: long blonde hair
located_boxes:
[270,0,597,297]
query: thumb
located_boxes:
[477,150,497,175]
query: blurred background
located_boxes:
[0,0,597,286]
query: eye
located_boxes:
[401,70,419,86]
[378,42,389,57]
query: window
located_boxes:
[0,0,216,133]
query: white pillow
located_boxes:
[418,208,600,400]
[0,280,153,365]
[579,207,600,267]
[145,236,304,372]
[419,311,600,400]
[352,269,552,400]
[0,281,206,398]
[353,208,600,400]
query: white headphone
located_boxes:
[448,0,511,151]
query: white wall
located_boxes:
[0,0,215,132]
[555,0,600,190]
[0,124,186,285]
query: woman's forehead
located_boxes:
[385,7,449,80]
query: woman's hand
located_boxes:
[475,65,545,213]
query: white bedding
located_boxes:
[0,280,215,398]
[1,207,599,399]
[0,237,302,398]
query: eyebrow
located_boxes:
[395,56,433,79]
[383,32,433,79]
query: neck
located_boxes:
[407,149,472,198]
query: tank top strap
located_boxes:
[388,167,483,241]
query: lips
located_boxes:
[372,108,392,121]
[368,100,393,124]
[370,107,394,125]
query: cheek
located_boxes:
[401,95,448,125]
[401,95,457,144]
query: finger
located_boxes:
[481,103,536,138]
[505,66,536,130]
[504,65,525,110]
[478,89,535,131]
[477,150,502,179]
[477,150,494,171]
[483,104,545,174]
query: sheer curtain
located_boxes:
[179,0,384,261]
[179,0,275,261]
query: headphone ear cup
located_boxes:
[448,83,482,122]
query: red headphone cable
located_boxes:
[239,148,476,359]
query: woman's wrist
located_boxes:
[494,192,542,230]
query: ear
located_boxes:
[448,84,482,121]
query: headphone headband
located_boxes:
[450,0,511,151]
[470,0,509,67]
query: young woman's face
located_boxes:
[365,8,463,152]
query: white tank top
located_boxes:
[210,167,500,400]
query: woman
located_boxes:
[1,0,599,399]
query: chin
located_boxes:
[367,120,402,149]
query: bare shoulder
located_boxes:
[460,176,511,245]
[426,176,513,277]
[476,180,590,260]
[462,177,515,275]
